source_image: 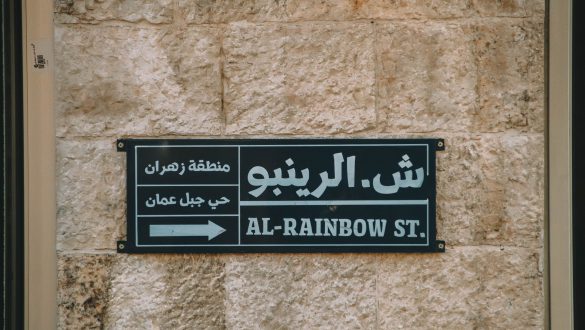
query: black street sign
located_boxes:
[117,139,445,253]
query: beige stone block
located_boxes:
[224,254,377,329]
[57,138,125,251]
[357,0,475,19]
[55,25,223,138]
[473,0,539,17]
[436,134,544,248]
[58,254,114,329]
[58,254,226,329]
[473,18,545,132]
[106,255,226,328]
[376,246,543,329]
[222,22,288,134]
[286,0,355,21]
[376,21,477,133]
[224,22,376,134]
[286,0,474,21]
[176,0,287,24]
[54,0,173,24]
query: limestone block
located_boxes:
[224,254,377,329]
[58,254,114,329]
[473,0,540,17]
[222,23,287,134]
[58,254,226,329]
[473,18,544,132]
[223,22,376,135]
[286,0,474,21]
[285,0,355,21]
[356,0,475,19]
[376,246,543,329]
[376,21,477,133]
[57,138,125,251]
[436,134,544,248]
[55,25,223,138]
[106,255,226,329]
[176,0,287,24]
[54,0,173,24]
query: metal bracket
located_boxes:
[117,240,128,253]
[116,139,127,152]
[436,139,445,151]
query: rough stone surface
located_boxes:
[223,21,376,134]
[377,246,543,329]
[55,0,546,328]
[436,134,544,248]
[176,0,287,24]
[54,0,173,24]
[286,0,475,21]
[55,25,223,138]
[105,255,226,329]
[473,0,534,17]
[473,18,545,133]
[224,254,377,329]
[376,21,477,133]
[58,254,113,329]
[56,138,125,251]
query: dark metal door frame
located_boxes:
[2,0,24,328]
[573,1,584,328]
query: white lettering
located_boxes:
[261,217,274,235]
[283,218,298,236]
[324,219,338,236]
[406,219,420,237]
[246,217,261,236]
[339,219,352,236]
[368,219,387,237]
[353,219,366,237]
[299,218,314,236]
[394,219,405,237]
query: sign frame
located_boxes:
[117,138,445,253]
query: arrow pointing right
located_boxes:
[149,221,226,241]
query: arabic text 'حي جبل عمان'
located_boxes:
[145,193,231,210]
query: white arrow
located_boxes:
[149,221,226,241]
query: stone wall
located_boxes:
[54,0,545,328]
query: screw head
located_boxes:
[118,243,125,250]
[117,142,124,149]
[437,141,444,148]
[438,243,445,249]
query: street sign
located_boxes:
[117,139,445,253]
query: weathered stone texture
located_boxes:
[57,138,125,251]
[58,254,113,329]
[105,255,226,328]
[473,0,538,17]
[436,134,544,248]
[286,0,475,21]
[377,246,543,329]
[473,19,545,133]
[55,0,173,24]
[54,0,546,327]
[223,22,376,134]
[176,0,287,24]
[376,21,477,133]
[55,25,223,138]
[224,254,377,329]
